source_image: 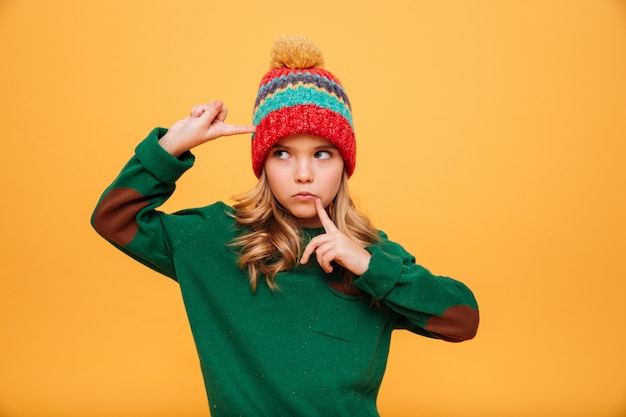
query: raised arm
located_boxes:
[91,101,255,278]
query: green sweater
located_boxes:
[91,128,479,417]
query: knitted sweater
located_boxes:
[91,128,479,417]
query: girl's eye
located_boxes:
[273,150,289,159]
[315,150,332,160]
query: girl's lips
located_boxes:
[293,192,316,201]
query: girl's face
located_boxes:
[264,134,344,228]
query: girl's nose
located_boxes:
[294,159,313,183]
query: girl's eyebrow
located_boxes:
[271,143,338,151]
[315,144,338,150]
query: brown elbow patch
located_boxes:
[425,305,479,342]
[92,188,149,246]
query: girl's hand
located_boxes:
[300,199,372,276]
[159,100,256,157]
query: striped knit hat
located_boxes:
[251,34,356,178]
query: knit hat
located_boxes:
[251,34,356,178]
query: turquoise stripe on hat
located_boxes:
[253,86,353,127]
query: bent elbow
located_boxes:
[91,188,148,246]
[425,305,480,343]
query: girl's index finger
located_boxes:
[315,198,338,232]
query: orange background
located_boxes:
[1,1,625,416]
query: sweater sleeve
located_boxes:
[354,232,479,342]
[90,128,200,280]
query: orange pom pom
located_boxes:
[269,34,324,69]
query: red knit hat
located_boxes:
[251,35,356,178]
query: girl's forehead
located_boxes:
[275,134,336,148]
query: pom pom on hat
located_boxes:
[269,34,325,69]
[251,34,356,178]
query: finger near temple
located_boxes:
[221,124,257,136]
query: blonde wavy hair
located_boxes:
[230,170,379,291]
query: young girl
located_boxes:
[92,34,479,417]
